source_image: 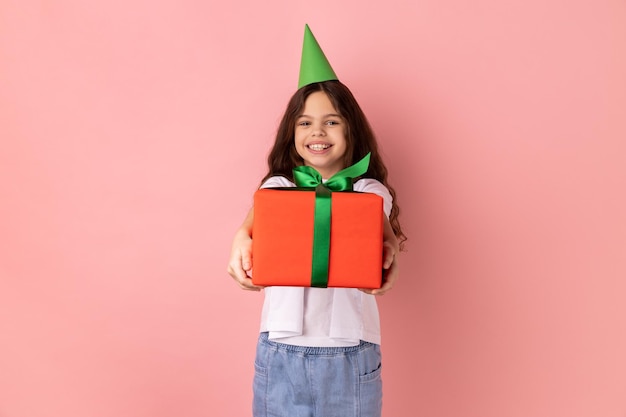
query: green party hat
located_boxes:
[298,24,338,89]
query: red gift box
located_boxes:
[251,188,383,288]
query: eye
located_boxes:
[325,120,340,126]
[297,121,311,127]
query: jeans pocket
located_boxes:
[254,361,267,376]
[359,361,382,383]
[358,344,382,380]
[358,346,382,417]
[253,362,268,417]
[358,364,382,417]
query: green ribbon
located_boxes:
[292,153,371,287]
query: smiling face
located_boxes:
[294,91,348,178]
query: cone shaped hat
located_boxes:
[298,24,338,89]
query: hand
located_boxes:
[227,209,264,291]
[360,240,399,296]
[360,215,400,296]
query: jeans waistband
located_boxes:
[258,332,376,355]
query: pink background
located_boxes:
[1,1,625,416]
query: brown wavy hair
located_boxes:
[261,80,406,249]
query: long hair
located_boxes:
[261,80,407,249]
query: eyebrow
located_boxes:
[297,113,342,119]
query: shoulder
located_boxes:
[260,176,295,189]
[354,178,391,198]
[354,178,393,218]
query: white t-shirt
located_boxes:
[258,176,393,347]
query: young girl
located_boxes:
[227,25,406,417]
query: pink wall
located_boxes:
[1,1,625,416]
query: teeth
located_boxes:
[308,144,330,151]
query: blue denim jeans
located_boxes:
[253,332,383,417]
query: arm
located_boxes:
[227,207,264,291]
[361,213,400,296]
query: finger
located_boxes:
[382,243,395,270]
[227,259,261,292]
[359,276,393,295]
[369,280,393,296]
[238,277,263,291]
[383,252,394,270]
[227,258,247,282]
[227,246,251,278]
[369,257,399,296]
[228,266,263,291]
[241,248,252,272]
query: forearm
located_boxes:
[237,207,254,238]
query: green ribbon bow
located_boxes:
[292,153,371,287]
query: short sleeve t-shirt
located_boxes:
[258,176,392,347]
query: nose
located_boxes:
[311,122,326,136]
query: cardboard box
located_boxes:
[251,188,383,288]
